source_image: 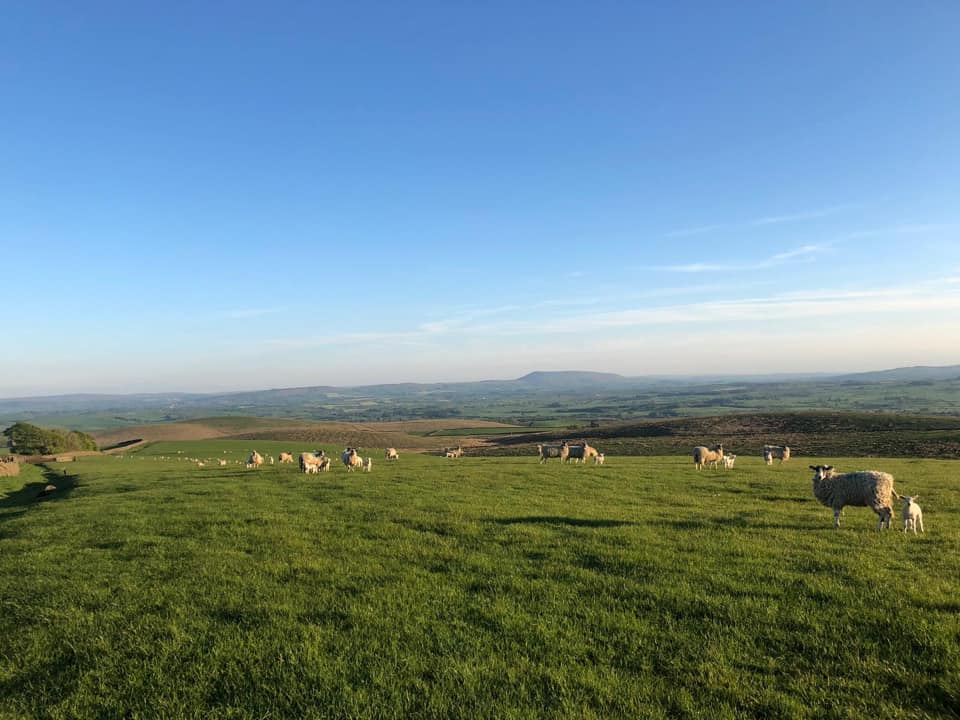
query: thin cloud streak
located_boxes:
[660,244,829,273]
[259,278,960,349]
[749,204,855,226]
[664,203,854,237]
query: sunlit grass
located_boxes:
[2,448,957,719]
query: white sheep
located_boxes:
[764,445,791,463]
[721,454,737,469]
[342,447,363,471]
[594,453,605,465]
[809,465,899,530]
[300,451,326,474]
[692,444,724,470]
[537,442,569,464]
[901,496,924,534]
[362,457,373,472]
[385,448,399,461]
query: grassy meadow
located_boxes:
[1,444,958,719]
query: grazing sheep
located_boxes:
[362,457,373,472]
[809,465,899,530]
[721,454,737,469]
[594,453,605,465]
[566,442,600,464]
[764,445,791,463]
[537,442,570,464]
[196,461,205,468]
[901,496,924,534]
[279,452,295,464]
[300,451,327,474]
[385,447,399,461]
[442,445,463,458]
[692,444,724,470]
[248,451,264,469]
[218,459,227,467]
[342,447,363,471]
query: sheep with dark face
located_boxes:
[810,465,899,530]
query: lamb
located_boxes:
[385,448,399,461]
[594,453,605,465]
[721,454,737,469]
[763,445,791,463]
[809,465,899,530]
[362,457,373,472]
[692,444,724,470]
[268,455,275,465]
[217,459,227,467]
[442,445,463,458]
[901,496,924,534]
[279,452,295,464]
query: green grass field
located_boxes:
[2,444,958,719]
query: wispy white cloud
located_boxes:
[748,205,854,227]
[665,203,855,238]
[663,224,724,239]
[838,223,958,241]
[215,308,283,320]
[660,244,829,273]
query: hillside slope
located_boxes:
[485,411,960,459]
[93,417,519,452]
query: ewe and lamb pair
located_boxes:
[810,464,925,532]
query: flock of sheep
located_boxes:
[691,443,925,533]
[149,438,927,533]
[536,441,605,465]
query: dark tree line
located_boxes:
[2,422,98,455]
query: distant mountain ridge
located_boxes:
[2,364,959,430]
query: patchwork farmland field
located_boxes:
[2,445,958,719]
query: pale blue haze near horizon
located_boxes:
[2,2,959,396]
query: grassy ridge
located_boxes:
[1,447,958,718]
[486,412,960,459]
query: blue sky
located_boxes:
[2,2,959,395]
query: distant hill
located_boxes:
[484,411,960,459]
[3,363,960,430]
[515,371,631,389]
[832,365,960,383]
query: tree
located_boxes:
[2,422,98,455]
